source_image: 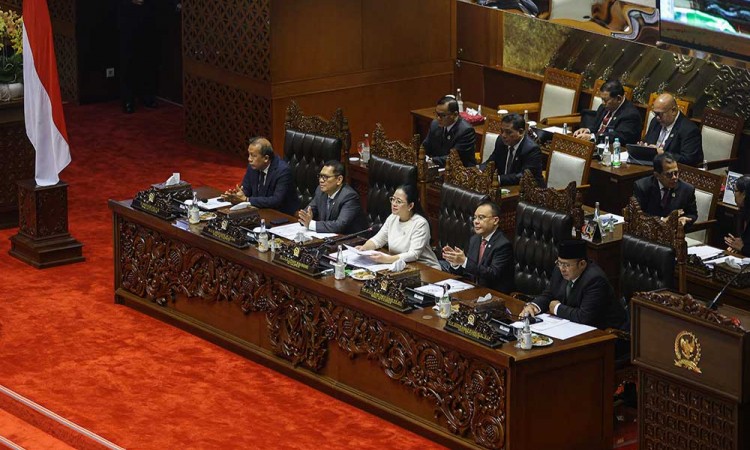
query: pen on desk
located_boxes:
[702,252,727,262]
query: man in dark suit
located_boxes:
[222,137,300,215]
[521,239,628,330]
[441,201,514,293]
[481,113,543,186]
[573,79,642,145]
[641,93,703,166]
[422,96,477,167]
[633,152,698,228]
[297,160,368,235]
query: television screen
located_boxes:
[660,0,750,61]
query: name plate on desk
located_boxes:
[444,303,508,348]
[131,181,193,220]
[686,254,712,278]
[273,244,322,276]
[360,276,412,312]
[201,210,260,249]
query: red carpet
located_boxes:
[0,101,639,449]
[0,102,445,449]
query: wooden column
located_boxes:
[9,180,84,268]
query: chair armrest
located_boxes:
[688,219,717,233]
[496,102,540,114]
[605,327,630,341]
[542,114,582,126]
[706,158,737,171]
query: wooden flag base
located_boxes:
[9,179,84,268]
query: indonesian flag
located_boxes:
[22,0,71,186]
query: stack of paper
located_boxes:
[198,197,232,210]
[512,313,596,340]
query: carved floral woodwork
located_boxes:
[637,291,744,332]
[705,63,750,121]
[117,217,508,449]
[549,133,595,160]
[284,101,351,156]
[370,123,419,165]
[701,108,745,136]
[17,181,69,238]
[623,197,687,262]
[519,171,584,230]
[444,150,499,199]
[545,67,582,90]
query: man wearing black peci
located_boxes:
[422,96,477,168]
[297,160,368,235]
[520,239,628,330]
[633,152,697,229]
[481,113,544,186]
[573,79,642,145]
[441,201,514,293]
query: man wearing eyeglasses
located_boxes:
[520,239,627,330]
[480,113,543,186]
[422,95,477,168]
[441,202,514,293]
[297,160,368,234]
[640,93,703,166]
[573,80,642,145]
[633,152,697,228]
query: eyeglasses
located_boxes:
[389,196,406,205]
[555,260,581,269]
[662,170,680,178]
[318,173,338,181]
[471,215,497,222]
[435,110,453,118]
[652,108,674,117]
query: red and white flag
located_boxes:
[22,0,70,186]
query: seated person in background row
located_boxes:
[480,113,543,186]
[573,79,642,146]
[223,137,301,216]
[423,95,477,168]
[725,175,750,256]
[521,239,628,330]
[632,152,697,229]
[356,184,440,269]
[441,201,514,293]
[641,93,703,166]
[297,160,368,235]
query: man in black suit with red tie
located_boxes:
[441,201,514,293]
[633,152,697,228]
[573,79,642,145]
[422,96,477,168]
[481,113,543,186]
[642,93,703,166]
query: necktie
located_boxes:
[661,187,670,209]
[657,127,669,147]
[565,281,574,301]
[597,111,612,135]
[505,147,515,175]
[326,198,334,220]
[478,239,487,263]
[258,171,266,193]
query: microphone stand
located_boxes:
[707,261,750,310]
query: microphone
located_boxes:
[323,227,374,245]
[707,261,750,310]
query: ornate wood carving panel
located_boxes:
[284,101,351,154]
[371,123,419,165]
[624,197,687,262]
[117,217,508,449]
[640,370,737,450]
[53,32,78,104]
[18,183,68,238]
[519,171,584,229]
[0,120,34,208]
[444,150,498,198]
[184,73,271,155]
[183,0,271,82]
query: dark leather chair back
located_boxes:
[438,183,489,250]
[514,200,573,295]
[284,129,341,206]
[366,154,417,230]
[620,234,675,301]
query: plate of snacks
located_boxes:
[350,269,376,281]
[199,212,217,221]
[531,333,553,347]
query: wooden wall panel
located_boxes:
[272,74,452,153]
[271,0,363,82]
[362,0,453,70]
[456,0,501,67]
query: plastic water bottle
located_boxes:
[701,159,708,171]
[188,191,200,224]
[593,201,601,224]
[456,88,464,113]
[258,219,269,253]
[562,123,568,135]
[612,138,621,168]
[523,109,529,123]
[520,317,533,350]
[602,137,612,167]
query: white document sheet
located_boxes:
[330,248,390,271]
[197,197,232,210]
[511,313,596,340]
[414,278,475,296]
[600,213,624,224]
[688,245,724,260]
[543,126,565,134]
[254,222,337,240]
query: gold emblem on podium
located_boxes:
[674,331,702,374]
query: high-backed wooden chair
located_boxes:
[548,79,635,128]
[545,134,594,190]
[436,150,499,251]
[366,124,420,230]
[678,164,723,246]
[700,108,744,172]
[480,118,503,164]
[641,92,692,140]
[514,172,584,295]
[283,101,351,206]
[497,67,583,124]
[621,197,687,302]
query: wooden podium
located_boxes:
[631,291,750,450]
